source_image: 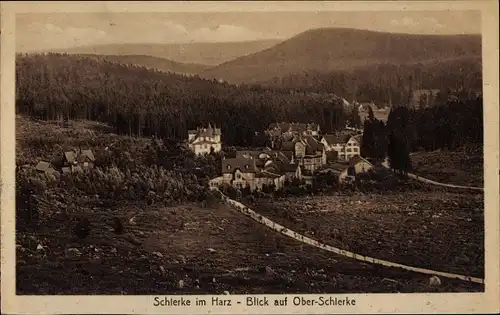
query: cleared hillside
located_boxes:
[199,28,482,84]
[52,40,282,66]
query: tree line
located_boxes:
[361,96,483,175]
[262,57,482,106]
[16,53,360,147]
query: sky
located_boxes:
[16,10,482,52]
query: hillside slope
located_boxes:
[199,28,482,84]
[52,40,282,66]
[75,54,210,75]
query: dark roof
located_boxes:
[255,171,282,179]
[35,161,52,172]
[236,150,261,159]
[222,157,257,174]
[349,155,372,167]
[188,125,222,142]
[64,151,76,163]
[80,149,95,162]
[281,163,299,172]
[326,151,338,162]
[302,136,324,155]
[268,150,291,164]
[352,135,362,146]
[280,151,294,161]
[281,141,295,151]
[323,162,350,173]
[268,122,319,133]
[321,134,351,145]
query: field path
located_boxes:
[382,158,483,191]
[212,187,484,285]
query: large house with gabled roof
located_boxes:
[266,122,320,148]
[320,133,362,161]
[187,123,222,155]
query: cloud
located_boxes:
[18,22,108,51]
[187,24,277,42]
[17,19,281,51]
[389,16,446,30]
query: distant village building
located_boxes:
[62,148,95,173]
[317,156,374,184]
[266,122,320,141]
[187,124,222,156]
[216,155,286,192]
[35,161,59,176]
[279,135,326,172]
[211,133,331,192]
[320,134,362,161]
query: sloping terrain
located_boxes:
[251,190,484,279]
[410,146,483,187]
[15,117,483,294]
[52,40,282,66]
[17,199,483,294]
[75,54,210,75]
[199,27,481,84]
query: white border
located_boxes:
[2,1,499,314]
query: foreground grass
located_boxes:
[250,189,484,280]
[15,116,484,294]
[17,198,483,294]
[410,147,483,187]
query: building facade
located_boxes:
[187,124,222,155]
[320,134,362,161]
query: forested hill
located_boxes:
[199,28,482,84]
[15,53,358,147]
[73,54,210,75]
[260,56,482,104]
[52,39,282,66]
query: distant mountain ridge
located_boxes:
[51,39,282,66]
[73,54,210,75]
[198,28,482,84]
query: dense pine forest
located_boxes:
[262,57,482,105]
[16,53,360,147]
[360,96,483,175]
[16,53,482,157]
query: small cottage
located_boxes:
[35,161,59,176]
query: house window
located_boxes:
[348,143,352,146]
[204,144,207,149]
[346,148,352,152]
[353,147,358,152]
[245,164,249,170]
[227,165,231,170]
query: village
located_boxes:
[12,9,487,298]
[186,120,372,193]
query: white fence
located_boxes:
[213,188,484,285]
[381,159,483,192]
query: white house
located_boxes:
[220,156,286,191]
[320,134,362,161]
[317,155,373,184]
[188,124,222,155]
[281,135,326,172]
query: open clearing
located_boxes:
[410,147,483,187]
[17,199,483,294]
[251,189,484,281]
[15,117,484,294]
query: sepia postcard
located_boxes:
[1,1,499,314]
